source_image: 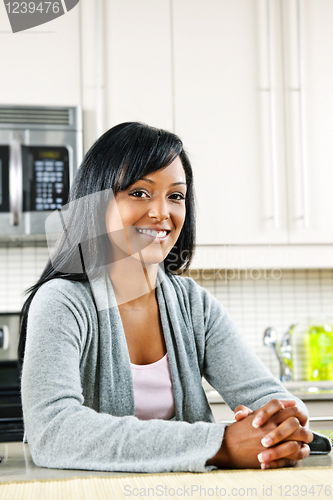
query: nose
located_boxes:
[148,196,169,221]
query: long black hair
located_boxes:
[18,122,196,367]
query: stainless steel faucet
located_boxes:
[263,325,296,381]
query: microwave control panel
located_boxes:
[24,146,70,212]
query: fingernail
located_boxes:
[258,452,270,463]
[261,463,270,470]
[261,436,273,447]
[234,411,243,417]
[252,417,262,428]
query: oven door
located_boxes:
[0,361,24,443]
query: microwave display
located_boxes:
[23,146,70,212]
[0,145,70,214]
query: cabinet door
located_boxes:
[104,0,173,131]
[283,0,333,244]
[0,4,81,106]
[173,0,288,245]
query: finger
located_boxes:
[281,427,313,445]
[271,406,308,427]
[258,440,301,464]
[283,443,311,461]
[261,416,301,447]
[234,405,253,421]
[280,400,297,409]
[260,458,298,470]
[252,399,286,428]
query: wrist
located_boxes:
[205,426,231,468]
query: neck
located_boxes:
[108,256,160,309]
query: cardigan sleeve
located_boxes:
[21,280,225,473]
[197,284,309,417]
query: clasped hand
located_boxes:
[207,399,313,469]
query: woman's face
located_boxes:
[105,156,187,266]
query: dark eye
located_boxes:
[130,190,149,198]
[170,193,185,201]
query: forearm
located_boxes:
[22,392,226,473]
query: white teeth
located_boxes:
[138,229,168,238]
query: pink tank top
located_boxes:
[130,353,175,420]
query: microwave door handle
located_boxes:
[9,131,23,226]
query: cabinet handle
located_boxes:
[267,0,279,229]
[297,0,310,228]
[95,0,104,139]
[309,417,333,422]
[0,152,2,206]
[9,131,23,226]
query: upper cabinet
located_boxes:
[172,0,333,246]
[283,0,333,244]
[0,4,81,107]
[79,0,333,251]
[104,0,173,131]
[173,0,288,245]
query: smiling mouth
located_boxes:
[135,228,171,240]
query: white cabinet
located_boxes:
[283,0,333,244]
[173,0,288,245]
[80,0,174,150]
[0,4,81,107]
[305,401,333,431]
[173,0,333,246]
[79,0,333,250]
[104,0,173,132]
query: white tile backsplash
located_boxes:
[0,243,332,378]
[185,268,333,379]
[0,244,50,313]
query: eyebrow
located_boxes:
[140,178,187,187]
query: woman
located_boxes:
[19,122,312,473]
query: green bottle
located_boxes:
[309,321,333,381]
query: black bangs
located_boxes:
[73,123,185,198]
[115,125,184,192]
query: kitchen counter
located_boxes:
[203,379,333,431]
[0,438,332,483]
[0,440,332,500]
[204,380,333,403]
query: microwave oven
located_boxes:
[0,105,82,238]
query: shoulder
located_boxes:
[164,273,224,322]
[29,278,95,317]
[166,274,241,344]
[166,273,218,304]
[27,278,98,348]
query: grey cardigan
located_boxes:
[22,268,307,473]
